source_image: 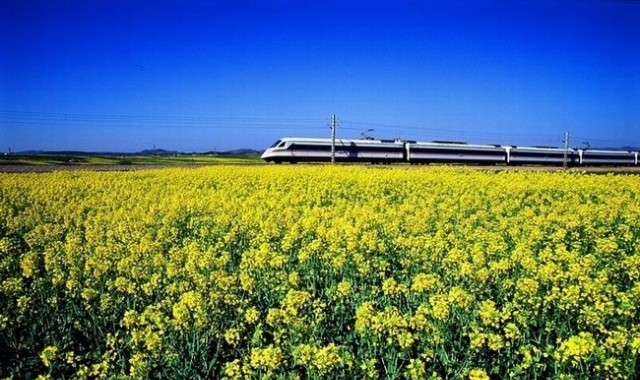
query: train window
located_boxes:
[269,140,282,148]
[277,141,287,148]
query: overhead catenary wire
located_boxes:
[341,120,639,148]
[341,120,568,142]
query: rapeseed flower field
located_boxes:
[1,166,639,379]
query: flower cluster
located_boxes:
[1,166,639,378]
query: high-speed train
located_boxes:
[261,137,639,166]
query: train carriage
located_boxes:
[407,141,506,164]
[261,137,405,163]
[578,149,636,166]
[508,146,577,165]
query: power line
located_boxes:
[2,120,326,130]
[0,111,367,133]
[0,111,332,131]
[2,110,636,147]
[0,110,324,123]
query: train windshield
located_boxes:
[269,140,282,148]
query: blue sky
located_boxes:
[1,0,639,152]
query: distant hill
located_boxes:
[137,149,179,156]
[217,149,262,155]
[16,150,100,155]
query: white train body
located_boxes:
[262,137,639,167]
[261,137,406,163]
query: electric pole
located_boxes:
[330,114,337,164]
[563,131,570,169]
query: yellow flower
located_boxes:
[249,345,283,371]
[447,286,473,309]
[355,302,375,332]
[487,333,504,351]
[144,330,162,351]
[382,277,401,296]
[223,359,243,380]
[224,328,240,346]
[337,280,352,298]
[293,344,315,366]
[558,332,596,364]
[359,358,378,379]
[20,251,39,278]
[245,307,260,324]
[468,368,490,380]
[312,343,342,374]
[80,287,99,302]
[516,278,539,298]
[172,291,205,329]
[40,346,58,368]
[631,335,640,355]
[469,331,485,350]
[281,289,311,316]
[411,273,439,293]
[128,352,148,378]
[288,271,300,286]
[405,358,426,380]
[429,295,449,320]
[397,331,414,350]
[478,300,500,327]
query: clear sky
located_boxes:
[1,0,639,152]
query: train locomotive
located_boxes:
[261,137,639,166]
